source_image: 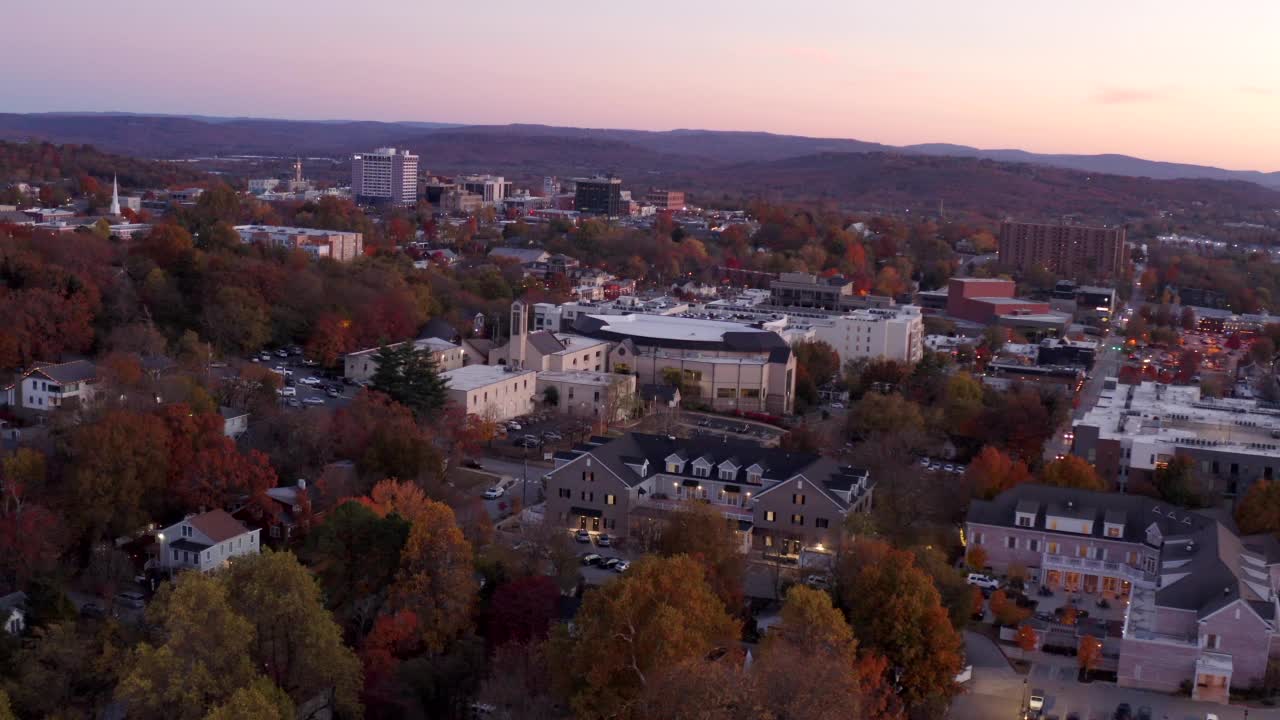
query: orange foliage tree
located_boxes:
[966,445,1032,499]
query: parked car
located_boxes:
[483,486,505,500]
[543,431,563,441]
[830,402,844,409]
[596,533,611,547]
[580,553,602,566]
[966,573,1000,590]
[286,398,302,408]
[115,591,146,609]
[80,602,106,619]
[303,397,325,406]
[1027,695,1044,718]
[1113,703,1132,720]
[299,376,321,386]
[506,422,522,431]
[278,387,297,397]
[601,557,622,569]
[613,560,630,573]
[575,530,591,544]
[326,387,340,398]
[462,459,483,470]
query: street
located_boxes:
[1043,333,1123,463]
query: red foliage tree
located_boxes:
[179,439,278,513]
[486,575,561,648]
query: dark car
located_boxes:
[1135,706,1152,720]
[1113,703,1131,720]
[79,602,106,620]
[463,459,483,470]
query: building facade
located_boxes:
[999,221,1127,281]
[544,433,871,556]
[813,306,924,365]
[968,484,1280,703]
[535,370,637,422]
[343,337,466,384]
[234,225,363,262]
[15,360,99,413]
[352,147,418,205]
[574,176,623,217]
[646,189,686,210]
[442,365,536,421]
[157,509,261,574]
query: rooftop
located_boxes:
[536,370,629,386]
[31,359,97,384]
[234,225,356,237]
[578,313,784,346]
[442,364,535,392]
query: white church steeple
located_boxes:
[109,175,120,216]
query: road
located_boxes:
[1043,333,1124,463]
[475,454,548,518]
[949,632,1272,720]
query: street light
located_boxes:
[157,532,170,581]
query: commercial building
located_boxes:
[570,312,796,415]
[535,370,637,422]
[574,176,623,217]
[1050,281,1119,326]
[968,484,1280,703]
[1073,381,1280,497]
[545,433,871,556]
[945,278,1052,324]
[248,178,280,194]
[352,147,418,205]
[456,175,511,206]
[998,221,1127,281]
[343,337,466,384]
[813,305,924,365]
[769,272,860,310]
[441,365,536,421]
[234,225,363,262]
[645,189,686,210]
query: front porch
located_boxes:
[1193,652,1232,704]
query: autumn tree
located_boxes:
[202,285,271,354]
[4,620,123,717]
[965,546,989,572]
[1236,478,1280,535]
[306,501,409,635]
[965,445,1031,499]
[178,439,278,513]
[67,409,171,542]
[1154,455,1205,507]
[116,572,259,720]
[656,502,746,612]
[554,555,740,719]
[486,575,562,648]
[912,546,975,631]
[847,392,925,442]
[220,550,363,717]
[1040,455,1107,492]
[389,499,478,653]
[836,538,962,713]
[202,679,294,720]
[989,589,1029,627]
[1078,635,1103,678]
[1016,625,1039,652]
[359,478,435,525]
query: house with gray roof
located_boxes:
[545,433,871,558]
[11,360,99,413]
[967,484,1280,703]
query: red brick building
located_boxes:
[946,278,1049,324]
[998,221,1127,281]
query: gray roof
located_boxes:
[31,359,97,384]
[488,247,549,264]
[0,592,27,613]
[527,331,566,356]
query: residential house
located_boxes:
[219,406,249,438]
[544,433,872,557]
[15,360,99,413]
[157,509,261,574]
[0,592,26,635]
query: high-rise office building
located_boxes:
[573,176,623,217]
[352,147,418,205]
[998,221,1127,280]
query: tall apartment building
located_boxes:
[574,176,623,217]
[646,188,686,210]
[351,147,418,205]
[457,175,511,205]
[998,221,1127,280]
[813,306,924,365]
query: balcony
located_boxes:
[1042,553,1156,588]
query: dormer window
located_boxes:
[719,468,735,481]
[694,464,710,478]
[1017,516,1032,528]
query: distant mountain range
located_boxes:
[0,113,1274,189]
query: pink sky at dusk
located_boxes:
[6,0,1280,170]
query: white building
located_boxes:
[457,175,509,205]
[220,406,249,438]
[344,337,466,383]
[442,365,537,421]
[157,509,260,573]
[352,147,418,205]
[813,306,923,365]
[15,360,99,413]
[535,370,637,422]
[248,178,280,194]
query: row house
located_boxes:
[544,433,872,557]
[968,485,1280,703]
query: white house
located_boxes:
[17,360,99,412]
[157,509,260,573]
[220,406,249,438]
[0,592,26,635]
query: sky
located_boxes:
[6,0,1280,170]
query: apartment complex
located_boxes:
[968,484,1280,703]
[342,337,466,384]
[646,188,686,210]
[813,305,924,365]
[352,147,418,205]
[570,312,797,415]
[999,221,1127,281]
[234,225,363,262]
[1073,380,1280,497]
[574,176,623,217]
[545,433,872,556]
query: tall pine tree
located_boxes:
[370,342,450,417]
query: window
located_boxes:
[606,494,616,506]
[1077,545,1088,558]
[720,469,735,480]
[1204,634,1221,650]
[1006,536,1016,549]
[792,494,806,505]
[1016,516,1032,527]
[972,532,984,546]
[815,518,829,529]
[582,471,594,483]
[791,514,804,525]
[1107,526,1121,538]
[1047,542,1059,555]
[748,472,762,484]
[181,524,192,538]
[593,391,600,402]
[740,388,760,399]
[765,511,776,522]
[666,462,680,473]
[1028,539,1040,552]
[694,465,710,478]
[558,488,571,499]
[717,387,735,399]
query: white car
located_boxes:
[613,560,630,573]
[966,573,1000,590]
[302,397,325,406]
[299,376,321,386]
[483,486,505,500]
[278,387,297,397]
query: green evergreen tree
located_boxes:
[370,343,450,416]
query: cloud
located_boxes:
[1240,85,1274,96]
[1092,87,1162,105]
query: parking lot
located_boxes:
[247,348,355,411]
[678,412,784,445]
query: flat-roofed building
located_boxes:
[442,365,537,421]
[813,305,924,365]
[536,370,637,422]
[999,221,1127,281]
[646,188,686,210]
[343,337,466,384]
[234,225,363,262]
[352,147,418,206]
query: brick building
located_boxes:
[998,221,1127,281]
